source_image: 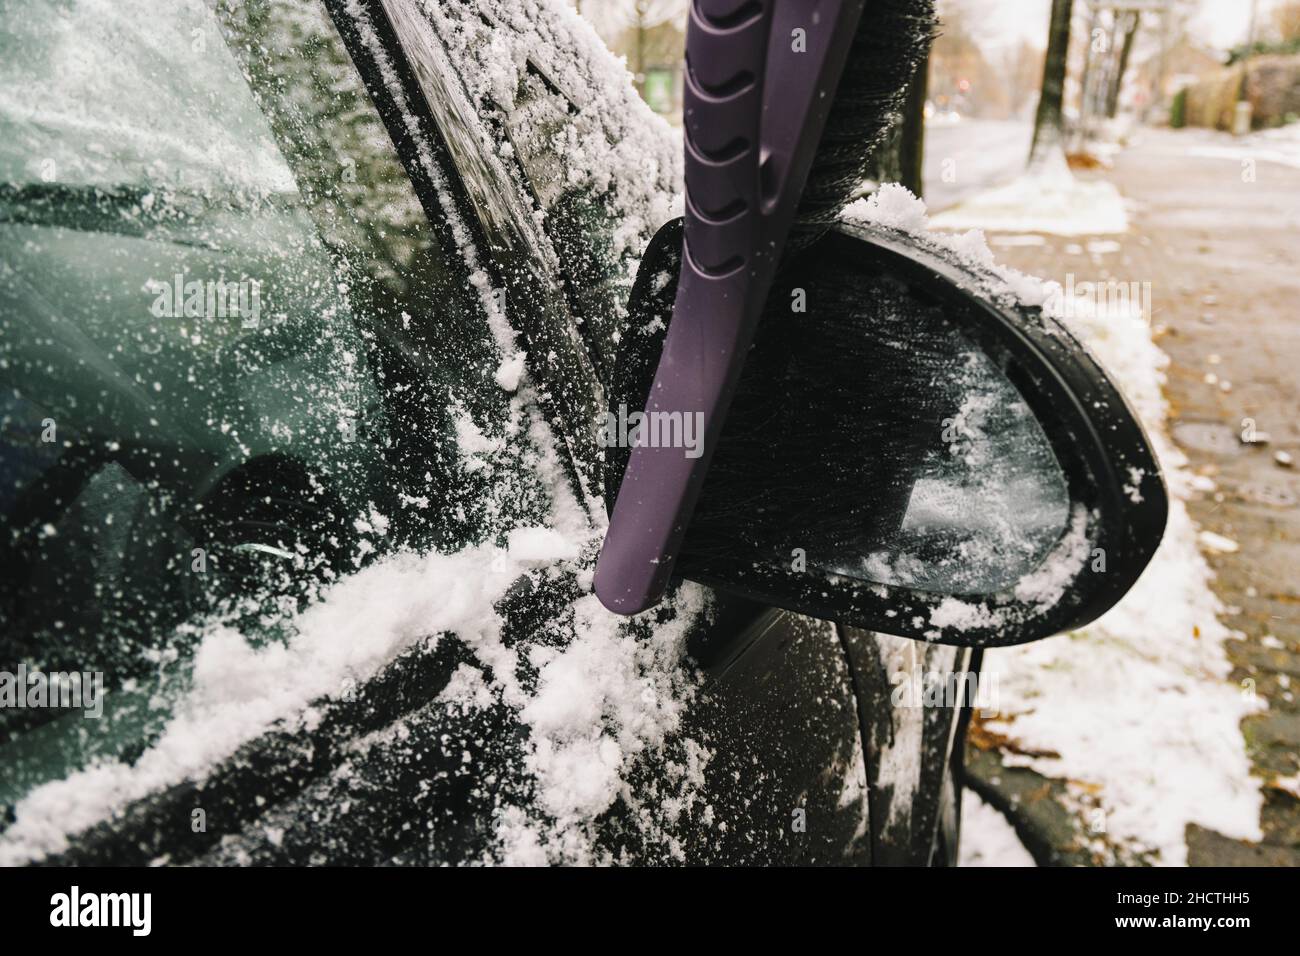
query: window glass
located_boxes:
[499,63,627,374]
[0,0,541,773]
[688,268,1071,598]
[417,1,682,387]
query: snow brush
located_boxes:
[595,0,934,614]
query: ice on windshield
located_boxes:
[0,0,295,195]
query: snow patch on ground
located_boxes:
[929,150,1128,236]
[1180,122,1300,170]
[959,791,1036,867]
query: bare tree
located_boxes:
[1106,12,1141,118]
[1029,0,1074,167]
[1004,39,1046,120]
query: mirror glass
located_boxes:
[679,264,1071,598]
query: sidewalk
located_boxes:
[958,127,1300,865]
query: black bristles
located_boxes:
[785,0,938,257]
[680,246,954,570]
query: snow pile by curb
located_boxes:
[929,150,1128,236]
[959,790,1036,867]
[1181,122,1300,171]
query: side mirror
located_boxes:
[604,218,1168,647]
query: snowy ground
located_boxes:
[929,149,1129,236]
[976,295,1263,864]
[1165,122,1300,171]
[959,791,1036,866]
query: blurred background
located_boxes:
[568,0,1300,209]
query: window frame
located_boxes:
[322,0,605,502]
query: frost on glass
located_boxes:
[0,0,544,755]
[689,264,1072,604]
[421,0,682,374]
[858,347,1070,595]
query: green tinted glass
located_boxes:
[0,0,535,792]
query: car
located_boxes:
[0,0,1164,866]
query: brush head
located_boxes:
[785,0,937,257]
[607,218,972,580]
[595,0,937,614]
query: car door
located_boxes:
[0,0,553,858]
[386,0,982,866]
[1,0,877,867]
[0,0,563,863]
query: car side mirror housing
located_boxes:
[604,217,1168,647]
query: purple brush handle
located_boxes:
[595,0,866,614]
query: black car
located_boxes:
[0,0,1164,866]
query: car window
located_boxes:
[0,0,547,788]
[0,0,876,866]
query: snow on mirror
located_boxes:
[605,217,1170,647]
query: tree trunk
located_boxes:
[1073,7,1099,151]
[897,53,928,197]
[1106,13,1140,118]
[1029,0,1074,167]
[633,2,647,97]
